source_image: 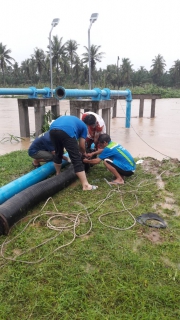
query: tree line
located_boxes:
[0,37,180,89]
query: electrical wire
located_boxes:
[117,98,173,159]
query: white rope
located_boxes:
[0,169,178,265]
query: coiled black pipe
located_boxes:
[0,165,77,236]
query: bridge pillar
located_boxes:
[150,99,156,118]
[18,98,60,137]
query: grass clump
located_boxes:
[0,151,180,319]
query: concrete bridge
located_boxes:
[17,93,161,138]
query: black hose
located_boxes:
[0,165,77,236]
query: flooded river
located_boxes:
[0,97,180,160]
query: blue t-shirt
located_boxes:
[50,115,87,139]
[99,141,136,172]
[28,131,54,156]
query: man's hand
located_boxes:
[86,152,93,158]
[83,158,89,163]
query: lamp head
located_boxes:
[90,13,98,23]
[51,18,60,27]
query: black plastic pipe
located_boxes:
[0,165,77,236]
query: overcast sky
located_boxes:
[0,0,179,71]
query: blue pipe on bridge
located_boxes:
[54,86,131,101]
[0,86,132,128]
[0,87,52,98]
[54,86,132,128]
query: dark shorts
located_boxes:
[50,129,84,173]
[31,150,53,162]
[104,159,134,177]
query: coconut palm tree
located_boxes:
[64,39,79,71]
[47,35,66,84]
[82,44,105,71]
[170,60,180,87]
[0,42,15,84]
[72,56,84,85]
[151,54,166,85]
[31,48,46,82]
[105,64,118,88]
[12,62,20,85]
[120,58,133,86]
[132,66,150,86]
[21,59,32,83]
[82,44,105,86]
[59,56,71,86]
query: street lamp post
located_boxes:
[49,18,60,97]
[88,13,98,90]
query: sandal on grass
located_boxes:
[84,185,98,191]
[91,185,98,190]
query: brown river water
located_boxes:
[0,97,179,161]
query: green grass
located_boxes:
[0,151,180,319]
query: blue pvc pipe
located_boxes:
[0,156,69,205]
[0,87,52,98]
[0,85,132,127]
[125,89,132,128]
[54,86,130,101]
[55,86,132,128]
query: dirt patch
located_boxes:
[140,158,180,217]
[161,257,180,270]
[13,248,23,256]
[141,157,180,177]
[141,157,161,176]
[144,230,163,244]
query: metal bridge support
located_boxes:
[18,98,60,137]
[69,99,114,135]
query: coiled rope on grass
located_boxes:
[0,168,179,266]
[0,186,138,265]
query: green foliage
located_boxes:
[0,134,25,143]
[41,110,55,133]
[121,84,180,98]
[0,153,180,319]
[1,40,180,91]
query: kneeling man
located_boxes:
[83,134,136,185]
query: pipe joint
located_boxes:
[102,88,111,100]
[125,89,132,102]
[92,88,101,101]
[42,87,51,98]
[28,87,37,99]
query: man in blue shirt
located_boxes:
[28,131,69,168]
[83,133,136,185]
[28,131,55,168]
[49,115,98,191]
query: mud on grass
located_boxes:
[0,151,180,319]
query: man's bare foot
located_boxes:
[83,184,98,191]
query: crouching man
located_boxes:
[83,134,136,185]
